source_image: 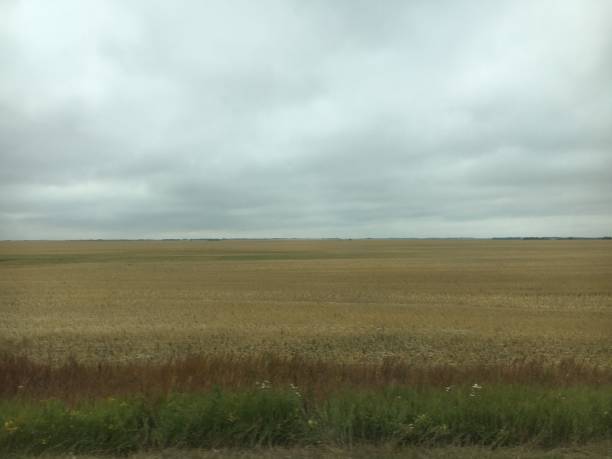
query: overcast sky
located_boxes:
[1,0,611,239]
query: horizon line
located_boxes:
[1,236,611,242]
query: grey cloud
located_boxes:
[1,0,611,239]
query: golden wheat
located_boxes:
[1,240,611,366]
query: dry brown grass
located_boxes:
[2,353,612,401]
[1,239,611,366]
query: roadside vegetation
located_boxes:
[2,353,612,400]
[2,384,612,455]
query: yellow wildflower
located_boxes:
[3,420,18,433]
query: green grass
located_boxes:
[7,443,612,459]
[1,385,611,455]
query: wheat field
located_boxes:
[1,239,611,366]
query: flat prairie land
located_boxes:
[1,239,611,366]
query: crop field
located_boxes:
[1,239,612,455]
[1,239,611,366]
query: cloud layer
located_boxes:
[1,0,611,239]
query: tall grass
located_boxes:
[2,353,611,401]
[1,386,611,455]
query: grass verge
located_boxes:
[1,385,611,455]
